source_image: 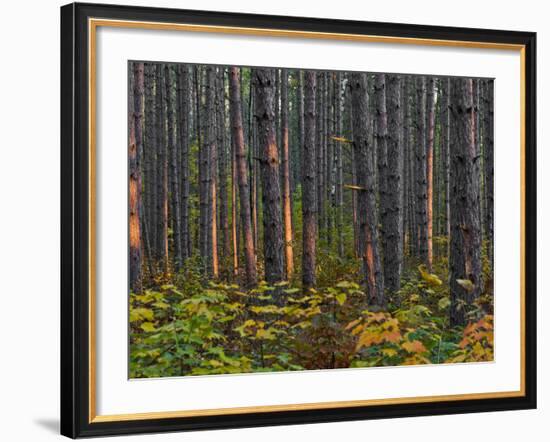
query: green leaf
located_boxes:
[335,292,347,306]
[140,322,156,332]
[456,279,475,293]
[438,297,451,310]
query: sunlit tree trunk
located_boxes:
[217,68,230,269]
[129,62,144,293]
[280,69,294,279]
[229,67,257,286]
[205,66,219,278]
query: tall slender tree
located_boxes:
[280,69,294,279]
[415,76,428,262]
[350,73,385,307]
[216,68,231,267]
[384,75,404,295]
[425,77,436,270]
[205,66,219,278]
[482,79,494,269]
[164,65,183,270]
[177,64,191,259]
[374,74,389,260]
[156,64,169,274]
[302,71,317,290]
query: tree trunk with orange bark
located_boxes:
[229,67,257,287]
[280,69,294,279]
[129,62,144,293]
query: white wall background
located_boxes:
[0,0,545,440]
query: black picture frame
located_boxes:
[61,2,537,438]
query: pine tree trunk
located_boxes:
[384,74,404,295]
[415,76,428,262]
[164,65,182,270]
[401,77,410,255]
[302,71,317,290]
[425,77,436,270]
[350,73,385,307]
[196,66,210,274]
[177,64,191,259]
[326,73,334,248]
[143,63,156,272]
[316,72,325,237]
[374,74,389,262]
[229,67,257,286]
[482,79,494,268]
[205,66,219,278]
[156,64,169,274]
[335,72,344,258]
[252,68,284,284]
[449,78,483,326]
[280,69,294,279]
[129,62,144,293]
[217,68,231,268]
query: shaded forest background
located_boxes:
[129,62,494,378]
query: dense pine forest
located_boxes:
[129,62,494,378]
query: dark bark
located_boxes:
[415,76,428,262]
[252,68,284,284]
[449,78,483,326]
[302,71,317,290]
[164,65,182,270]
[426,77,436,270]
[374,74,389,261]
[156,64,169,274]
[350,73,385,307]
[177,64,191,259]
[316,72,325,237]
[384,75,404,295]
[196,66,210,273]
[335,72,344,258]
[216,68,231,267]
[440,78,451,237]
[482,80,494,268]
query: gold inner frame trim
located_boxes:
[88,17,527,424]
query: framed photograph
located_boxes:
[60,2,536,438]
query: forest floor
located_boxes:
[130,241,493,378]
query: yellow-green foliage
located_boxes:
[130,258,493,378]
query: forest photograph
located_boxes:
[128,61,494,379]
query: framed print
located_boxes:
[60,2,537,438]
